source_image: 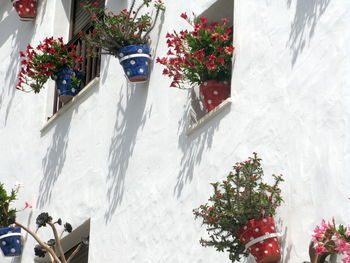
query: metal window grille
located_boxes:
[52,0,104,115]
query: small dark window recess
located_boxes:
[52,0,105,115]
[190,0,234,125]
[60,219,90,263]
[64,241,89,263]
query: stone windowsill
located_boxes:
[40,77,100,134]
[187,97,232,135]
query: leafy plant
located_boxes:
[157,14,234,89]
[312,218,350,263]
[193,153,284,262]
[16,37,82,93]
[0,183,17,228]
[81,0,165,56]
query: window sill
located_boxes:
[186,97,232,135]
[40,77,100,134]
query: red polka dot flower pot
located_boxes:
[0,227,22,257]
[239,217,281,263]
[199,80,231,112]
[11,0,37,21]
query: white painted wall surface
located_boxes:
[0,0,349,262]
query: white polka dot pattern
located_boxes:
[13,0,37,19]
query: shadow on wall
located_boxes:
[174,92,230,198]
[37,111,73,208]
[0,1,48,127]
[279,223,292,263]
[104,82,151,223]
[287,0,331,66]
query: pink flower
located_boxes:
[335,238,350,254]
[342,255,350,263]
[14,183,24,191]
[25,202,32,209]
[217,57,225,65]
[345,226,350,237]
[180,13,188,20]
[314,243,326,254]
[199,17,207,24]
[221,18,228,25]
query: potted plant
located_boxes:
[310,218,350,263]
[81,0,165,82]
[11,0,38,21]
[0,183,22,257]
[157,14,234,112]
[193,153,284,263]
[16,37,83,103]
[15,213,88,263]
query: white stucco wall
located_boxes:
[0,0,350,262]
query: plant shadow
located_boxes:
[287,0,331,66]
[174,90,230,198]
[36,110,73,208]
[104,81,151,223]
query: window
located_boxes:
[52,0,105,114]
[64,243,89,263]
[188,0,234,132]
[34,219,90,263]
[60,219,90,263]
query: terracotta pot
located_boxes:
[118,45,151,82]
[12,0,37,21]
[239,217,281,263]
[199,80,230,112]
[0,227,22,257]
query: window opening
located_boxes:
[52,0,105,114]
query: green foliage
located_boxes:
[81,0,165,56]
[193,153,284,262]
[17,37,82,93]
[0,183,17,228]
[157,14,234,88]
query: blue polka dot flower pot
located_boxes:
[118,45,151,82]
[0,227,22,257]
[55,68,82,103]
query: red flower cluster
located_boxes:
[17,37,82,93]
[157,14,234,89]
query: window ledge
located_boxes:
[40,77,100,134]
[186,97,232,135]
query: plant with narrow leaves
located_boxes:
[81,0,165,56]
[312,218,350,263]
[0,183,17,228]
[193,153,284,262]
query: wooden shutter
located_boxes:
[71,0,105,37]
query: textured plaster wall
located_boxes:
[0,0,349,262]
